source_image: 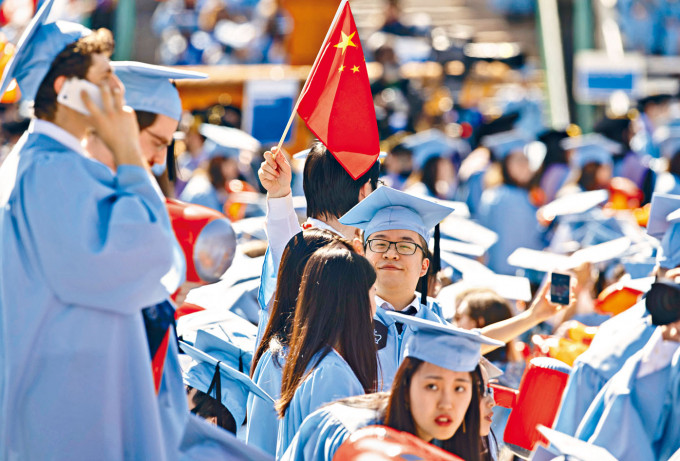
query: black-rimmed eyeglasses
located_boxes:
[366,239,425,256]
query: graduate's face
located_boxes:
[479,365,494,437]
[139,114,177,166]
[409,362,472,442]
[365,229,429,296]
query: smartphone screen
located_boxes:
[550,272,571,305]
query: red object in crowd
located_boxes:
[296,0,380,180]
[490,357,571,458]
[174,302,206,320]
[333,426,463,461]
[165,198,236,284]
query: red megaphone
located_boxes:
[490,357,571,458]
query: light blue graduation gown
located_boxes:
[0,125,184,459]
[276,348,365,458]
[282,397,385,461]
[476,184,545,275]
[654,172,680,196]
[553,301,656,437]
[374,298,447,390]
[246,347,287,456]
[574,335,680,461]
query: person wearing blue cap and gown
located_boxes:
[83,60,207,451]
[0,2,186,458]
[255,141,380,345]
[595,117,655,204]
[180,330,275,434]
[573,296,680,460]
[339,186,568,390]
[338,186,455,389]
[178,337,275,461]
[246,230,352,456]
[179,123,262,214]
[553,192,680,437]
[399,128,467,201]
[275,246,378,457]
[282,312,504,461]
[558,133,619,197]
[476,130,546,276]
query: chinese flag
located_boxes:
[296,0,380,180]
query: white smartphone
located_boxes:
[56,78,104,116]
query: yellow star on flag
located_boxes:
[351,65,360,73]
[334,31,357,55]
[338,65,345,73]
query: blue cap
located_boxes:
[383,311,503,372]
[199,123,261,159]
[400,129,468,169]
[111,61,206,121]
[339,186,455,242]
[561,133,620,168]
[180,337,273,427]
[481,129,532,160]
[0,0,92,103]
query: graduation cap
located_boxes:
[199,123,261,159]
[540,189,609,221]
[179,340,274,428]
[0,0,91,102]
[507,237,632,273]
[561,133,621,168]
[340,186,454,243]
[339,187,455,304]
[383,311,503,372]
[293,148,387,161]
[399,128,468,169]
[112,61,205,124]
[440,215,498,250]
[534,426,617,461]
[537,129,568,155]
[480,129,532,160]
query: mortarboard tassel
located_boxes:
[433,223,441,273]
[420,273,428,306]
[167,139,177,182]
[207,361,222,402]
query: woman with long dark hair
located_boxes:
[245,229,354,455]
[281,313,503,461]
[275,246,379,457]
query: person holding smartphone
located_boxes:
[0,1,186,458]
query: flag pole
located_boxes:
[273,0,348,160]
[274,92,304,157]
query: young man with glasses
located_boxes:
[340,186,570,390]
[339,187,454,389]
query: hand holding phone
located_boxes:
[550,272,572,305]
[57,78,104,116]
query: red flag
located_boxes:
[296,0,379,180]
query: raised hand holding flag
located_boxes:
[277,0,380,180]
